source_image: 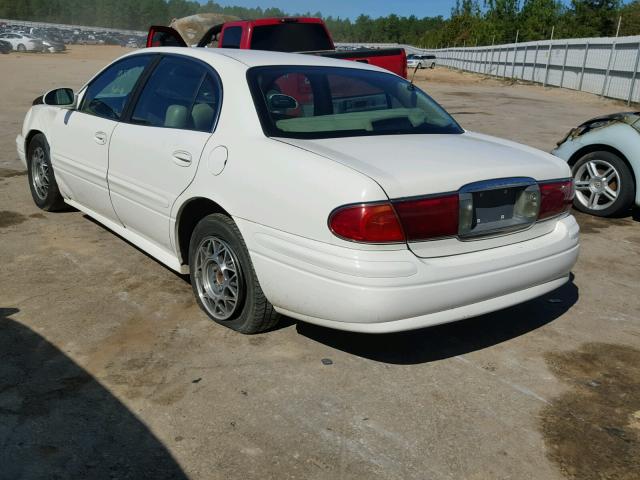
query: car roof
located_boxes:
[136,47,389,75]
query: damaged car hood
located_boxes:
[558,111,640,146]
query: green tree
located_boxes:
[519,0,562,40]
[565,0,621,37]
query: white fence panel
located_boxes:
[340,35,640,104]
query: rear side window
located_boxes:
[250,23,332,52]
[80,55,152,120]
[131,56,221,132]
[220,26,242,48]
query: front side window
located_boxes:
[131,56,221,132]
[248,66,463,139]
[80,55,152,120]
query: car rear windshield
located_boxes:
[250,23,332,52]
[247,66,463,139]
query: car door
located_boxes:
[108,55,222,251]
[49,54,154,221]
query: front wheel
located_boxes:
[27,134,66,211]
[16,44,26,52]
[189,214,280,334]
[572,151,635,217]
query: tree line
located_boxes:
[0,0,638,46]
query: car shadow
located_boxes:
[0,307,188,480]
[296,278,578,365]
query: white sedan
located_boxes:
[17,48,579,334]
[0,32,43,51]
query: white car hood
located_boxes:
[277,131,570,198]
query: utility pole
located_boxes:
[602,16,622,97]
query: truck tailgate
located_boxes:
[308,48,407,78]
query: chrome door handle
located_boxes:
[94,131,107,145]
[172,150,192,166]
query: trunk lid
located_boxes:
[276,132,571,257]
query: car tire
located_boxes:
[189,213,280,334]
[27,134,66,211]
[430,62,436,69]
[16,44,25,52]
[571,150,635,217]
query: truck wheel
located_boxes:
[189,214,280,334]
[27,134,66,211]
[572,151,635,217]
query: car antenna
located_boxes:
[410,63,420,87]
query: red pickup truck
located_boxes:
[147,17,407,78]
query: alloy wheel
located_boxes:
[31,146,50,200]
[193,236,243,321]
[574,159,620,211]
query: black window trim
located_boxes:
[78,53,158,121]
[120,52,224,134]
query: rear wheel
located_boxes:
[572,150,635,217]
[430,62,436,69]
[27,134,66,211]
[189,214,280,334]
[16,44,25,52]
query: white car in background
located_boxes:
[407,54,437,69]
[553,112,640,217]
[17,48,579,334]
[0,32,43,52]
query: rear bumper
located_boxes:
[236,215,580,333]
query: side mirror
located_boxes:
[43,88,76,109]
[268,93,298,110]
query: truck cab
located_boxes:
[148,17,407,78]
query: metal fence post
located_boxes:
[601,39,619,97]
[489,46,496,76]
[511,30,520,79]
[579,42,590,91]
[521,44,527,79]
[532,43,540,82]
[628,42,640,105]
[488,36,496,75]
[483,48,488,74]
[543,27,555,87]
[560,42,569,88]
[503,47,508,77]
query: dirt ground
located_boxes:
[1,46,639,480]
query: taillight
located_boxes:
[329,203,405,243]
[539,180,574,220]
[329,194,459,243]
[393,194,459,241]
[330,179,573,244]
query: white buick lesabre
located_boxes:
[17,47,579,334]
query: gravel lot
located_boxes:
[1,46,639,480]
